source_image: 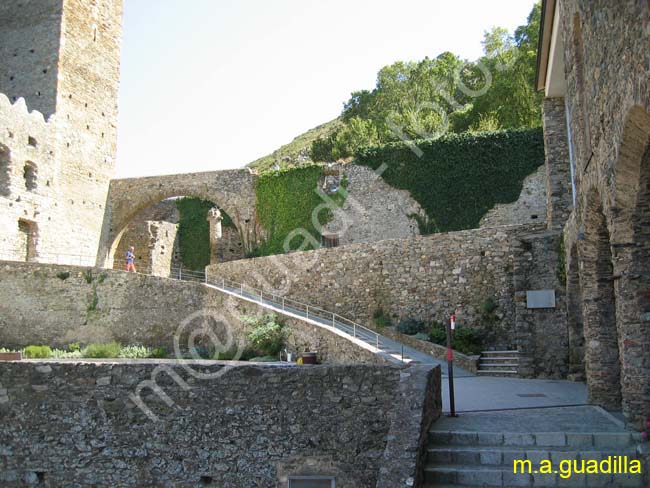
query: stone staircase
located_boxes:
[477,350,519,376]
[423,429,644,487]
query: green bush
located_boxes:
[244,314,286,356]
[23,345,52,359]
[67,342,81,352]
[356,128,544,232]
[396,318,428,335]
[118,345,151,359]
[451,328,483,355]
[413,332,430,342]
[428,322,483,355]
[150,347,168,359]
[83,342,122,359]
[373,308,392,328]
[51,349,82,359]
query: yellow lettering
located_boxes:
[630,460,641,474]
[573,460,585,474]
[586,460,599,474]
[539,460,553,474]
[559,460,572,479]
[600,457,612,473]
[513,460,532,474]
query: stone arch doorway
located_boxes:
[610,106,650,426]
[578,189,621,410]
[110,196,245,276]
[98,169,259,268]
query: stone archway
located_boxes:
[610,106,650,425]
[578,188,621,410]
[565,242,585,380]
[98,169,260,267]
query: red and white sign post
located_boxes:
[446,313,458,417]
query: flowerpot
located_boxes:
[0,352,22,361]
[301,352,317,365]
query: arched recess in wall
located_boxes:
[565,242,584,379]
[578,188,621,411]
[110,196,245,276]
[610,105,650,425]
[0,144,11,196]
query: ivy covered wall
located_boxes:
[356,128,544,232]
[254,165,329,257]
[175,198,235,270]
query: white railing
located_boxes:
[206,276,382,350]
[0,252,98,267]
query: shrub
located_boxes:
[248,356,279,362]
[451,328,483,355]
[23,345,52,359]
[150,347,168,359]
[56,271,70,281]
[373,308,392,328]
[212,345,243,361]
[413,332,430,342]
[51,349,82,359]
[428,322,483,355]
[67,342,81,352]
[83,342,122,359]
[118,345,151,359]
[245,314,286,356]
[396,318,428,336]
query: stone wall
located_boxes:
[209,223,569,372]
[322,164,422,246]
[542,97,573,229]
[0,261,396,366]
[0,0,123,263]
[114,220,178,276]
[549,0,650,426]
[479,165,547,228]
[0,361,440,488]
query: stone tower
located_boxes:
[0,0,123,262]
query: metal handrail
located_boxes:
[207,275,382,350]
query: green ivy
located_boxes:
[255,165,333,256]
[356,128,544,232]
[176,198,237,270]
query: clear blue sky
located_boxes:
[116,0,538,178]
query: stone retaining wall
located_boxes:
[0,262,390,366]
[0,361,441,487]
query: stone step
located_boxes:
[424,464,644,487]
[481,350,519,356]
[477,363,520,368]
[479,357,520,362]
[427,431,642,448]
[426,445,639,466]
[476,369,519,375]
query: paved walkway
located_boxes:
[442,375,588,413]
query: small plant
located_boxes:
[480,298,499,324]
[23,345,52,359]
[249,356,278,362]
[56,271,70,281]
[97,272,108,284]
[396,318,428,335]
[413,332,430,342]
[83,342,122,359]
[87,288,99,312]
[212,345,244,361]
[244,314,286,356]
[83,269,94,284]
[67,342,81,352]
[51,349,82,359]
[150,347,168,359]
[373,308,392,328]
[118,345,151,359]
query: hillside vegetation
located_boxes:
[247,119,343,172]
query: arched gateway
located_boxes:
[98,169,259,267]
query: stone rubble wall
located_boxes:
[479,165,548,228]
[0,261,394,366]
[322,164,422,245]
[0,361,440,488]
[114,220,178,277]
[207,225,565,356]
